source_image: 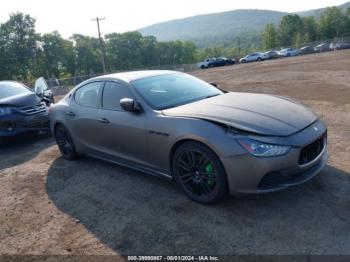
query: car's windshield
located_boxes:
[0,82,32,100]
[132,73,223,110]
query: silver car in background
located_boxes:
[278,48,300,57]
[239,52,267,63]
[50,71,328,203]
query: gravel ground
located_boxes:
[0,50,349,256]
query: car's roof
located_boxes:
[93,70,177,83]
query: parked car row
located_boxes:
[197,57,236,69]
[198,41,350,68]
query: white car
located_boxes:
[197,58,216,69]
[278,48,300,57]
[239,53,267,63]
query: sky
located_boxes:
[0,0,347,38]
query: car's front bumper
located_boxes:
[0,110,50,137]
[221,122,328,194]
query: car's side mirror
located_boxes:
[120,98,142,112]
[34,77,49,97]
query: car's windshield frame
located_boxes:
[131,73,223,110]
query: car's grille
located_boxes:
[17,102,47,115]
[298,132,326,165]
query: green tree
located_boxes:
[37,31,75,77]
[140,35,159,66]
[278,14,303,47]
[319,7,347,39]
[301,16,319,43]
[105,31,143,70]
[346,8,350,36]
[0,13,38,80]
[262,23,278,50]
[71,34,102,75]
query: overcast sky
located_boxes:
[0,0,347,38]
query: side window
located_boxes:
[74,82,103,108]
[102,81,133,111]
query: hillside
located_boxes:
[138,9,287,42]
[138,2,350,45]
[296,1,350,18]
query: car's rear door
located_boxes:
[96,81,149,166]
[67,81,103,151]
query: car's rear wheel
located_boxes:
[172,141,228,204]
[55,124,78,160]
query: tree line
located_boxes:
[261,7,350,50]
[0,13,197,81]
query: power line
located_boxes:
[92,17,106,74]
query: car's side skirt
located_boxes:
[86,153,174,181]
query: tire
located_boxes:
[200,65,205,69]
[241,60,246,63]
[172,141,228,204]
[257,57,262,61]
[54,124,78,160]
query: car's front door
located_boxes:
[96,81,148,166]
[68,81,104,151]
[246,54,253,62]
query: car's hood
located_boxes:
[0,93,40,107]
[162,92,318,136]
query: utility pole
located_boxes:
[92,17,106,74]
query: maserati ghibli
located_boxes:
[50,71,328,203]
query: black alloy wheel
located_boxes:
[172,141,228,204]
[55,124,78,160]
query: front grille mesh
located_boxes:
[298,133,326,165]
[17,102,47,115]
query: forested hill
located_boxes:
[296,1,350,18]
[138,10,287,42]
[138,2,350,45]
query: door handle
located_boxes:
[66,111,75,117]
[98,118,110,124]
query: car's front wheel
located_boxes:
[172,141,228,204]
[54,124,78,160]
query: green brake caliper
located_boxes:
[204,163,215,187]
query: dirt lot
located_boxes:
[0,50,349,256]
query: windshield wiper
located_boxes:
[160,94,221,110]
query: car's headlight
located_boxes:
[237,138,291,157]
[0,107,12,115]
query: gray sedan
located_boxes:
[50,71,328,203]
